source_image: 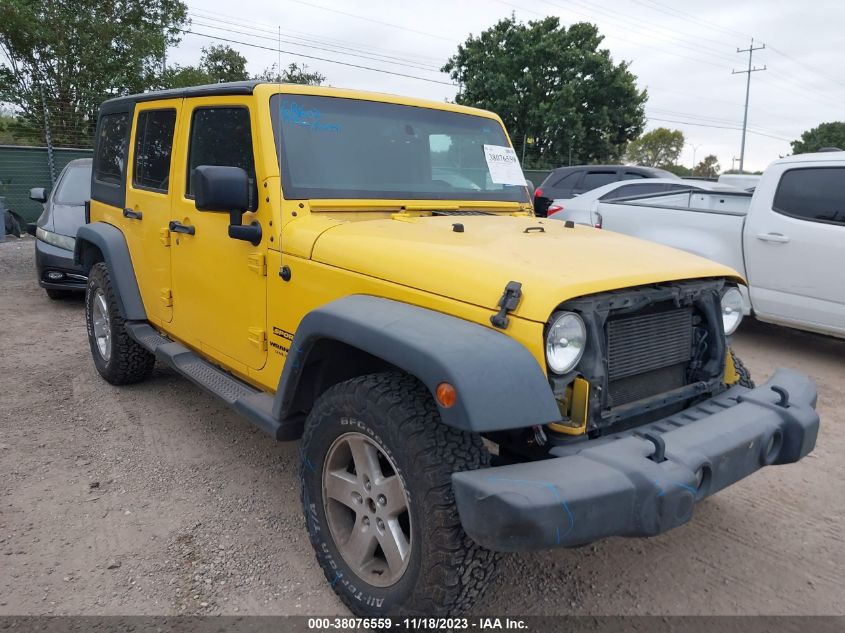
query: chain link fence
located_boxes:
[0,145,93,224]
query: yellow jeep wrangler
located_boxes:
[75,81,819,616]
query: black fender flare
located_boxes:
[74,222,147,320]
[272,296,560,433]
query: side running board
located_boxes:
[124,322,303,441]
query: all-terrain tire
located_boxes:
[46,288,72,300]
[85,262,154,385]
[300,372,498,617]
[731,350,755,388]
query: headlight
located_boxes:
[36,226,75,251]
[721,287,744,335]
[546,312,586,374]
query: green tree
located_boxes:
[791,121,845,154]
[255,62,326,86]
[660,163,692,177]
[163,45,250,88]
[0,0,188,148]
[442,16,646,168]
[693,154,720,179]
[625,128,685,167]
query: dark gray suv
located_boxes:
[533,164,679,216]
[28,158,91,299]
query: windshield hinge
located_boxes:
[248,252,266,276]
[490,281,522,329]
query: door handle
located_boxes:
[123,208,142,220]
[756,232,790,244]
[169,220,195,235]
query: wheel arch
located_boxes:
[74,222,146,320]
[272,296,561,433]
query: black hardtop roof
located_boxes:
[100,80,264,109]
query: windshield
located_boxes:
[270,94,529,203]
[54,165,91,205]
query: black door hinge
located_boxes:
[490,281,522,329]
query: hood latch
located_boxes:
[491,281,523,329]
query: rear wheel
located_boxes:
[300,372,497,616]
[85,262,154,385]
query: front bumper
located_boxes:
[35,238,87,291]
[453,368,819,551]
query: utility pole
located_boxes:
[732,38,766,173]
[690,143,701,171]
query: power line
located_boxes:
[188,17,445,73]
[188,7,445,66]
[496,0,727,69]
[281,0,457,43]
[732,39,766,172]
[178,29,458,86]
[646,116,791,142]
[632,0,752,41]
[767,45,845,91]
[543,0,739,64]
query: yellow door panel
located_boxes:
[124,100,181,325]
[168,97,268,371]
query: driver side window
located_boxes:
[186,106,257,210]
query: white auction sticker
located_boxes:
[483,144,526,186]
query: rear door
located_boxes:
[574,169,618,196]
[124,101,180,325]
[550,170,582,199]
[744,163,845,335]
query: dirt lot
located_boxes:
[1,235,843,616]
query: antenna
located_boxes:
[277,24,283,262]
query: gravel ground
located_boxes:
[1,235,843,616]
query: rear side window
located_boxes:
[187,107,256,207]
[582,171,617,190]
[95,113,130,185]
[773,167,845,225]
[551,171,580,188]
[54,165,92,205]
[133,110,177,192]
[621,172,647,180]
[601,182,666,200]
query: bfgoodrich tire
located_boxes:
[300,372,497,617]
[85,262,154,385]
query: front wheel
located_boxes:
[730,350,755,388]
[85,262,155,385]
[300,372,498,617]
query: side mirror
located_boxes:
[29,187,47,203]
[192,165,261,246]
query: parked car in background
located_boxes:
[718,173,761,191]
[549,151,845,339]
[546,178,740,222]
[533,164,679,216]
[27,158,91,299]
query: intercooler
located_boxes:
[606,307,694,408]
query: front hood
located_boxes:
[49,203,86,237]
[310,215,742,323]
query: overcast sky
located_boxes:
[168,0,845,173]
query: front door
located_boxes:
[169,99,268,372]
[744,164,845,336]
[124,101,180,325]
